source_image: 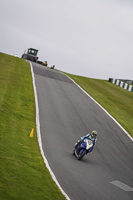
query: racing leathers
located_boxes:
[75,133,97,152]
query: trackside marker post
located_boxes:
[30,128,34,137]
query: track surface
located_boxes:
[32,63,133,200]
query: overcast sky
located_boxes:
[0,0,133,80]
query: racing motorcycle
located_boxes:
[73,139,93,160]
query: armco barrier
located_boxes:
[110,79,133,92]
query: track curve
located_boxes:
[32,63,133,200]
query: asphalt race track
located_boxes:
[32,62,133,200]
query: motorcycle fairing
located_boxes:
[76,139,93,155]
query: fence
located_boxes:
[108,78,133,92]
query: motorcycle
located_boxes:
[73,139,93,160]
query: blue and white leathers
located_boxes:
[80,133,97,148]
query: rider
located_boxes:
[74,130,98,151]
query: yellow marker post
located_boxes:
[30,128,34,137]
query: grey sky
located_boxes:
[0,0,133,80]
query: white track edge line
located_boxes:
[65,74,133,142]
[30,62,71,200]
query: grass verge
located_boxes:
[65,73,133,138]
[0,53,66,200]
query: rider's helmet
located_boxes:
[91,130,98,139]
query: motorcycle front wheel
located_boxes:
[77,149,86,160]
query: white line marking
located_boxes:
[30,62,71,200]
[65,74,133,142]
[110,180,133,191]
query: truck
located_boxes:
[21,48,39,62]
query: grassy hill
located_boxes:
[0,52,132,200]
[0,53,66,200]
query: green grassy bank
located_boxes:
[66,73,133,138]
[0,53,66,200]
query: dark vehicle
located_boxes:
[21,48,39,62]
